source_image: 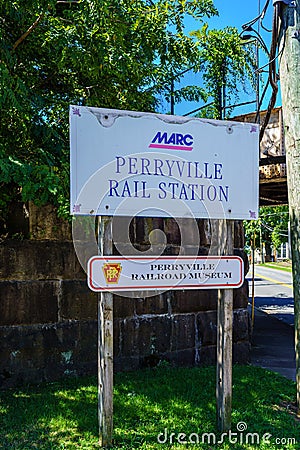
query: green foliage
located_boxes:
[0,1,255,222]
[244,205,289,252]
[0,0,216,221]
[261,262,292,272]
[192,26,255,119]
[0,366,299,448]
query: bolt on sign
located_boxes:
[70,106,259,221]
[88,256,244,292]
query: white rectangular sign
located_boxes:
[88,256,244,292]
[70,106,259,220]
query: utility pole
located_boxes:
[278,0,300,414]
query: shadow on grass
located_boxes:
[0,375,99,449]
[113,365,300,448]
[0,366,299,449]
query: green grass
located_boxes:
[259,262,292,273]
[0,365,299,449]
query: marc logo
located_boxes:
[149,131,193,151]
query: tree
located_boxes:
[192,26,255,119]
[244,205,289,259]
[0,0,216,226]
[0,0,254,229]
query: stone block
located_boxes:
[233,341,251,364]
[134,217,161,244]
[234,248,250,277]
[116,318,140,357]
[162,245,180,256]
[140,218,157,244]
[0,320,97,389]
[141,315,172,355]
[0,240,86,281]
[5,201,29,238]
[114,295,136,318]
[118,315,172,357]
[234,221,245,248]
[75,320,98,365]
[197,246,209,256]
[59,280,97,321]
[170,314,195,351]
[197,311,217,346]
[198,219,211,247]
[233,309,250,342]
[0,208,251,388]
[113,319,121,357]
[71,240,98,278]
[134,294,168,317]
[171,289,218,314]
[196,308,249,348]
[164,219,181,245]
[114,356,140,372]
[198,345,217,365]
[0,280,58,325]
[176,218,201,246]
[29,202,72,240]
[111,216,135,245]
[167,348,195,367]
[233,281,249,309]
[152,218,164,232]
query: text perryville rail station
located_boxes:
[108,155,229,202]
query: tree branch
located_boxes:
[13,14,44,51]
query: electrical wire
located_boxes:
[261,221,289,237]
[242,0,271,30]
[240,0,274,125]
[260,20,272,33]
[255,46,284,72]
[255,78,270,123]
[260,0,273,32]
[259,1,281,141]
[241,27,270,55]
[269,3,280,91]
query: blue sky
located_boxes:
[165,0,280,118]
[208,0,266,30]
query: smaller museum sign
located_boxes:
[88,256,244,292]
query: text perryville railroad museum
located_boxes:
[88,256,244,292]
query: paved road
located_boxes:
[246,265,294,326]
[247,265,296,380]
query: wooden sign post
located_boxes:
[216,220,234,432]
[97,216,114,447]
[95,217,236,442]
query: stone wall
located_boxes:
[0,240,98,388]
[0,208,250,389]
